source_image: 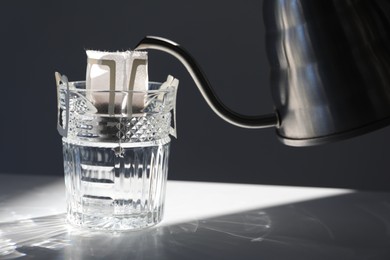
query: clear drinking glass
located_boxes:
[57,79,177,231]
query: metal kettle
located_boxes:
[135,0,390,146]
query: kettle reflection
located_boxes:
[135,0,390,146]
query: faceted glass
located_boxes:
[58,81,177,230]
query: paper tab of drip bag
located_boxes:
[161,75,179,138]
[86,50,148,115]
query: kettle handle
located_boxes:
[135,36,278,129]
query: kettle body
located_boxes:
[265,0,390,145]
[135,0,390,146]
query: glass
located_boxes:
[57,80,177,231]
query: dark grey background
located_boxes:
[0,0,389,190]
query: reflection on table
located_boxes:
[1,174,390,260]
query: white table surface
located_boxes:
[1,173,390,260]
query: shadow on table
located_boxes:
[1,191,390,260]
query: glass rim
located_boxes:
[58,80,176,94]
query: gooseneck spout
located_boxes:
[134,36,278,129]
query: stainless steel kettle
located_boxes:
[135,0,390,146]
